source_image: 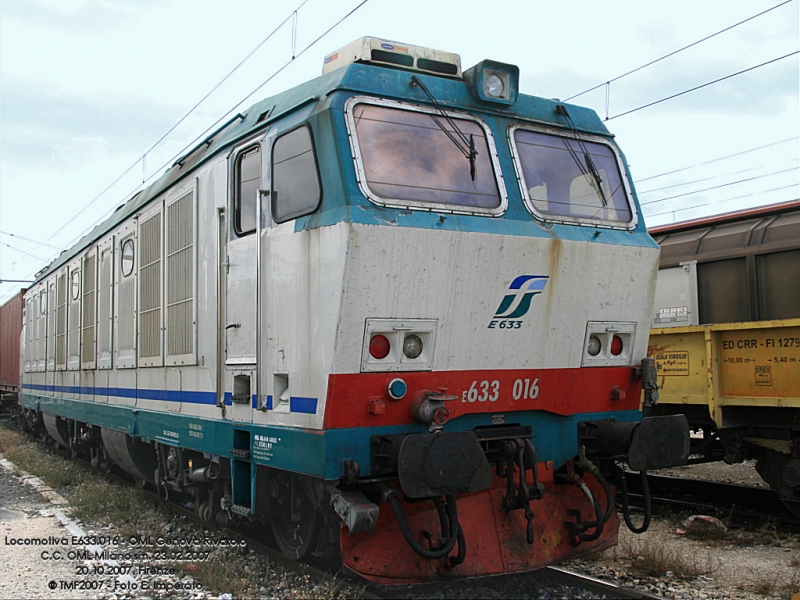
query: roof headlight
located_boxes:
[485,73,505,98]
[463,59,519,106]
[403,334,424,359]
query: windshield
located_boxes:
[512,128,633,226]
[349,100,503,213]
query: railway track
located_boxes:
[362,565,667,599]
[625,472,800,530]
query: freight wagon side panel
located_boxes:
[649,319,800,428]
[0,291,25,392]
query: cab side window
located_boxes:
[235,146,261,235]
[271,125,322,223]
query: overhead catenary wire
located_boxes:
[640,166,798,207]
[637,158,798,195]
[607,51,799,120]
[53,0,371,254]
[646,183,799,220]
[564,0,795,102]
[44,0,312,243]
[0,231,62,250]
[1,0,371,306]
[0,242,50,262]
[634,136,799,183]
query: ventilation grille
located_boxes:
[97,246,113,368]
[118,261,136,366]
[139,211,162,362]
[371,49,413,67]
[56,272,67,369]
[47,280,56,369]
[35,292,46,371]
[67,268,81,369]
[82,254,96,367]
[417,57,458,75]
[166,192,195,360]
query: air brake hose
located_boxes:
[432,497,450,544]
[577,448,614,522]
[386,490,462,560]
[576,481,605,542]
[448,518,467,568]
[618,468,651,533]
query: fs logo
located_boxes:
[488,275,549,329]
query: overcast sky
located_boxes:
[1,0,798,303]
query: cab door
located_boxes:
[223,138,266,422]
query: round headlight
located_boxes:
[403,334,423,359]
[587,335,602,356]
[485,73,505,98]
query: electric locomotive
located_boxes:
[17,37,688,583]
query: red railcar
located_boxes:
[0,290,26,405]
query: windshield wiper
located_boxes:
[410,75,478,181]
[555,104,608,207]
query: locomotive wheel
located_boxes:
[197,501,209,524]
[271,489,318,560]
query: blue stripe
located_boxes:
[290,396,318,414]
[22,384,317,414]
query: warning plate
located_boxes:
[755,366,772,386]
[654,351,689,376]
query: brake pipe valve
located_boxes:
[640,357,659,415]
[410,390,457,431]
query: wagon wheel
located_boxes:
[756,449,800,518]
[270,483,318,560]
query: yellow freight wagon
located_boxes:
[650,320,800,433]
[648,201,800,516]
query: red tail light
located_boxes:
[369,334,391,359]
[610,335,623,356]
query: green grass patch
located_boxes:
[0,424,166,536]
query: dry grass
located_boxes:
[743,564,800,597]
[68,478,167,537]
[0,424,166,536]
[619,536,717,580]
[2,425,363,599]
[174,548,252,598]
[0,426,89,488]
[174,548,363,599]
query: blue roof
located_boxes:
[35,61,616,282]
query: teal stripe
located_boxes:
[20,391,639,480]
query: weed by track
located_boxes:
[0,424,362,599]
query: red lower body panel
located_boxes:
[340,465,618,584]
